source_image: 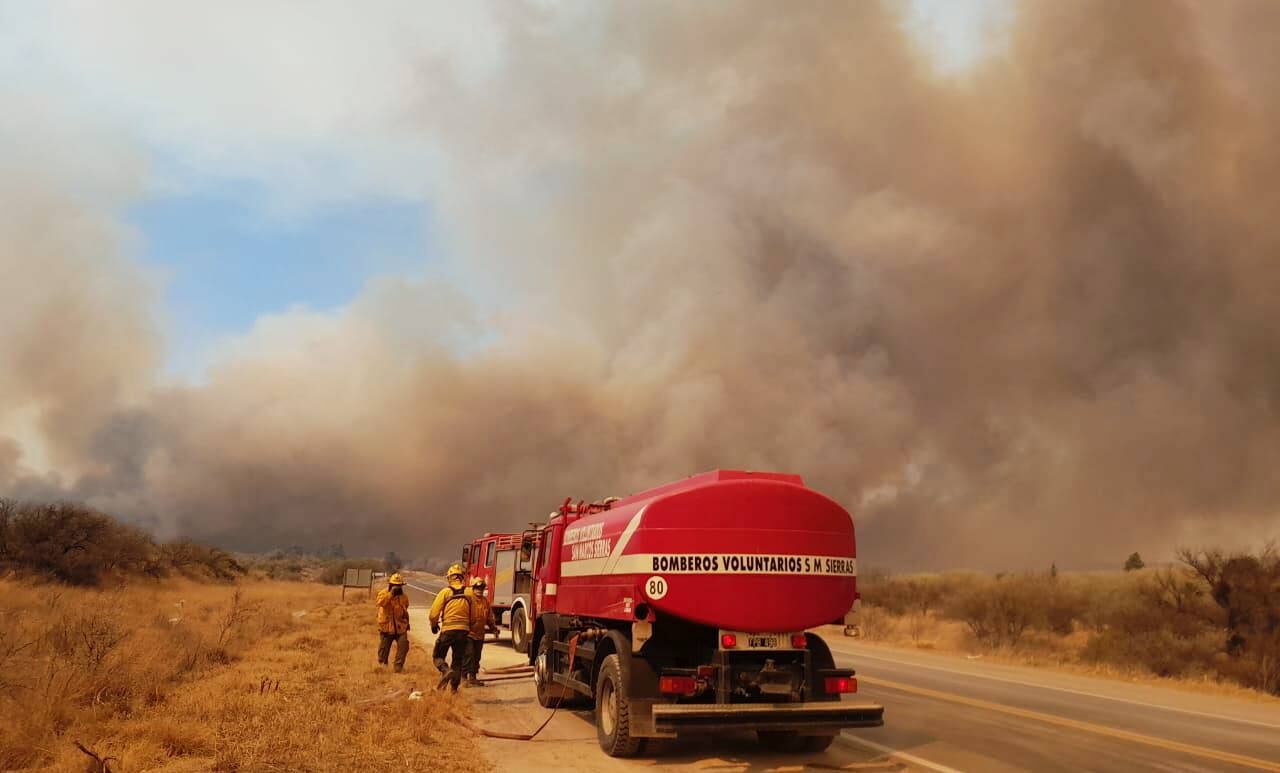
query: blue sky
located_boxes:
[128,180,433,379]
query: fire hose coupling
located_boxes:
[574,627,610,642]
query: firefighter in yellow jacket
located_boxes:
[375,572,411,672]
[464,576,498,687]
[429,563,473,692]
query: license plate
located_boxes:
[721,631,794,650]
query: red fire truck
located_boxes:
[461,531,540,653]
[518,469,883,756]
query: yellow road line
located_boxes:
[861,675,1280,772]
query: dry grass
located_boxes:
[856,564,1280,703]
[0,577,487,772]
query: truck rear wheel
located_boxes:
[757,731,836,753]
[511,607,529,654]
[595,654,645,757]
[795,734,837,752]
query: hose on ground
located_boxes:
[453,634,580,742]
[482,663,536,675]
[476,673,533,684]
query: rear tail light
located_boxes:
[659,675,698,696]
[791,633,808,649]
[720,633,738,649]
[823,676,857,694]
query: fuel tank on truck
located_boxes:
[556,470,858,633]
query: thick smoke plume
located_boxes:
[3,0,1280,568]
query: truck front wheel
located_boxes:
[595,654,645,757]
[534,635,560,708]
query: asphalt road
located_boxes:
[401,574,1280,771]
[825,637,1280,772]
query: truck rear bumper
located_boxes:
[650,701,884,737]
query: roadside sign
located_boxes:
[341,567,374,599]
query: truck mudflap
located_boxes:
[650,701,885,737]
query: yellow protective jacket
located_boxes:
[375,589,410,635]
[467,590,496,640]
[429,581,474,634]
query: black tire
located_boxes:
[511,607,529,654]
[757,730,795,752]
[534,634,561,708]
[795,734,837,752]
[757,730,836,753]
[595,654,645,757]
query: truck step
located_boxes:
[652,701,884,734]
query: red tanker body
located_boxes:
[509,469,884,756]
[545,471,859,632]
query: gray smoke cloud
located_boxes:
[3,0,1279,568]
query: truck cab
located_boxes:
[460,531,540,652]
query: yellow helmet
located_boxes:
[471,576,487,589]
[388,572,405,586]
[447,563,465,578]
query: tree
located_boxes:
[1178,546,1280,694]
[1124,552,1145,572]
[384,551,403,573]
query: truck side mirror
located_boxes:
[461,545,471,565]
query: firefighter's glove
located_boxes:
[431,622,440,634]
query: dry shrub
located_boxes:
[860,550,1280,696]
[0,499,246,586]
[0,501,159,584]
[161,540,245,581]
[856,604,897,641]
[1039,581,1086,636]
[1180,546,1280,694]
[946,574,1046,648]
[1082,627,1220,678]
[1074,551,1280,691]
[861,574,950,617]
